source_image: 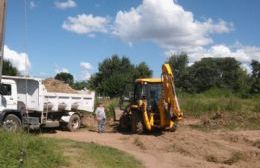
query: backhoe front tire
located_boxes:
[3,114,22,132]
[131,111,144,134]
[119,114,131,132]
[135,121,144,134]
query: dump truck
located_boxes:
[0,75,95,131]
[118,64,183,133]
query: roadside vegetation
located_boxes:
[178,89,260,130]
[60,140,142,168]
[0,129,66,168]
[0,129,142,168]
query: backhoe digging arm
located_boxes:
[160,64,183,128]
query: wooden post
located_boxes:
[0,0,6,81]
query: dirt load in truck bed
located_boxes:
[43,78,77,93]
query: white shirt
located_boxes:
[95,106,106,120]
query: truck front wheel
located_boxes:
[67,114,81,132]
[3,114,22,132]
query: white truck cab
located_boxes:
[0,79,18,111]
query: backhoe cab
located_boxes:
[119,64,183,134]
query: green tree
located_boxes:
[72,81,88,90]
[167,53,190,90]
[88,55,135,97]
[2,60,19,76]
[86,74,99,91]
[55,72,74,86]
[250,60,260,94]
[134,62,153,79]
[87,55,152,97]
[188,57,249,93]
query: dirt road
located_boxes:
[44,118,260,168]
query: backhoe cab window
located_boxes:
[0,84,11,95]
[134,83,162,102]
[148,84,161,102]
[134,83,144,100]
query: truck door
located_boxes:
[0,83,17,110]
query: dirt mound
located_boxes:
[43,78,76,93]
[193,111,260,130]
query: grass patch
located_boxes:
[178,89,260,117]
[0,129,66,168]
[178,89,260,130]
[0,129,143,168]
[60,140,143,168]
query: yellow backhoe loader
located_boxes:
[119,64,183,133]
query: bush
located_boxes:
[105,98,119,118]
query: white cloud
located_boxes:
[165,43,260,72]
[113,0,232,50]
[54,65,69,74]
[3,45,31,73]
[62,14,110,35]
[78,62,92,80]
[30,1,37,9]
[55,0,76,9]
[189,44,260,64]
[80,62,92,70]
[62,0,231,48]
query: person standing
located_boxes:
[95,102,106,133]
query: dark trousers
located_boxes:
[98,118,105,133]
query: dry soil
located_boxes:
[44,118,260,168]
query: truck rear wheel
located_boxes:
[3,114,22,132]
[67,114,81,132]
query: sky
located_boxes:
[3,0,260,80]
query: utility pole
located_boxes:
[0,0,7,81]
